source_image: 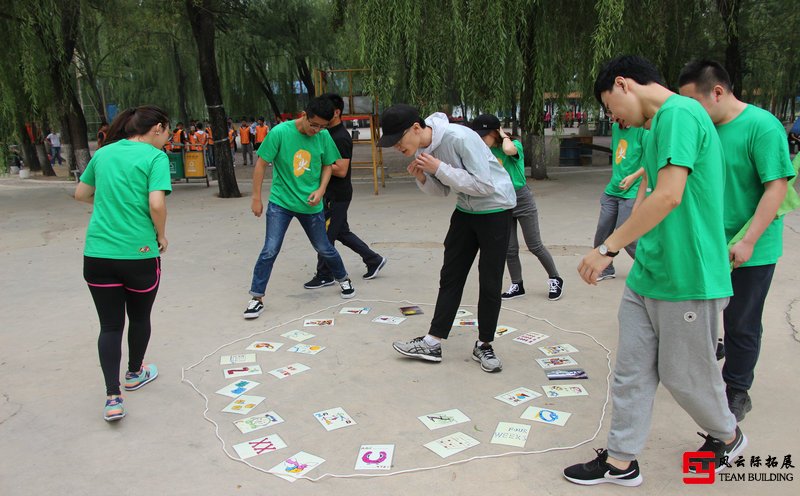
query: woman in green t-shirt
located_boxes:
[75,105,173,421]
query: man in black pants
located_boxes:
[303,93,386,290]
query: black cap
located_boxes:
[471,114,500,136]
[378,104,421,147]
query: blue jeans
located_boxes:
[249,202,348,297]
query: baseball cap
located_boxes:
[471,114,500,136]
[378,104,422,147]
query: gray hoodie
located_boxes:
[416,113,516,213]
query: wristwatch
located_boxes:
[598,243,619,257]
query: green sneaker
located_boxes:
[124,364,158,391]
[104,397,125,421]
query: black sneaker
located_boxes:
[716,338,725,361]
[548,276,564,301]
[727,388,752,422]
[392,336,442,362]
[363,257,387,279]
[688,426,747,474]
[501,282,525,300]
[303,275,335,289]
[243,298,264,319]
[339,278,355,299]
[563,449,643,487]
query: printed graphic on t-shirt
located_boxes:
[615,139,628,165]
[293,149,311,177]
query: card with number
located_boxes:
[223,365,263,379]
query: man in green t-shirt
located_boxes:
[592,122,647,281]
[679,59,795,423]
[244,97,355,319]
[563,55,744,487]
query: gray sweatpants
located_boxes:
[592,193,637,275]
[506,185,559,281]
[607,286,737,461]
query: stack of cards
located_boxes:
[546,369,588,380]
[399,306,424,316]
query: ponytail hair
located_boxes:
[105,105,170,145]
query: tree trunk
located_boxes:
[716,0,743,100]
[246,56,282,120]
[295,56,315,96]
[171,39,191,126]
[186,0,240,198]
[518,7,547,180]
[18,123,39,171]
[66,72,92,172]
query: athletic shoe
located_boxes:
[472,341,502,372]
[103,397,125,422]
[548,276,564,301]
[339,278,355,299]
[392,336,442,362]
[687,426,747,474]
[563,448,643,487]
[303,275,335,289]
[124,364,158,391]
[501,282,525,300]
[363,257,387,279]
[243,298,264,319]
[716,338,726,361]
[727,388,752,422]
[596,271,616,282]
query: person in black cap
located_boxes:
[378,104,516,373]
[471,114,564,301]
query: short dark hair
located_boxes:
[594,55,664,104]
[678,59,732,93]
[305,96,335,121]
[320,93,345,113]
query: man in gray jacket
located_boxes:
[378,104,516,372]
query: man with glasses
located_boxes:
[243,96,356,319]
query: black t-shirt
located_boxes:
[325,122,354,201]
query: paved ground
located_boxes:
[1,161,798,495]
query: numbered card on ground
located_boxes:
[495,325,518,338]
[221,395,265,415]
[455,308,473,318]
[223,365,263,379]
[372,315,406,325]
[246,341,284,352]
[494,387,542,406]
[313,407,356,431]
[538,343,579,356]
[424,432,480,458]
[268,451,325,482]
[513,332,550,345]
[541,384,589,398]
[287,343,326,355]
[215,380,260,398]
[418,408,470,430]
[340,307,371,315]
[268,363,310,379]
[452,319,478,327]
[520,406,572,426]
[491,422,531,447]
[535,356,579,369]
[355,444,395,470]
[220,353,257,365]
[281,330,315,342]
[399,305,424,316]
[234,411,285,434]
[303,319,334,327]
[233,434,287,460]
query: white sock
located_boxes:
[423,335,441,347]
[477,340,486,347]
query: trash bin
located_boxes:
[352,128,360,141]
[559,138,581,166]
[168,152,185,180]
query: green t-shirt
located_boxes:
[716,105,795,267]
[80,140,172,259]
[606,123,646,199]
[491,140,526,190]
[257,120,341,214]
[627,95,732,301]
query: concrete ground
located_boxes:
[1,160,798,495]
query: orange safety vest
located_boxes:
[228,128,235,148]
[193,131,208,150]
[206,127,214,145]
[255,125,268,143]
[239,126,251,145]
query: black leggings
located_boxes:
[84,256,161,395]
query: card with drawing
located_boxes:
[221,395,265,415]
[538,343,579,356]
[494,325,518,338]
[287,343,326,355]
[535,356,579,369]
[246,341,284,352]
[220,353,257,365]
[303,319,334,327]
[490,422,531,447]
[455,308,473,318]
[268,451,325,482]
[399,305,424,316]
[423,432,480,458]
[233,434,287,460]
[452,319,478,327]
[215,380,260,398]
[520,406,572,426]
[354,444,395,470]
[223,365,263,379]
[546,368,588,380]
[417,408,470,430]
[541,384,589,398]
[372,315,406,325]
[234,411,285,434]
[281,330,315,342]
[512,332,550,345]
[340,307,371,315]
[313,407,356,431]
[494,387,542,406]
[268,363,310,379]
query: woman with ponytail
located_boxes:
[75,105,172,421]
